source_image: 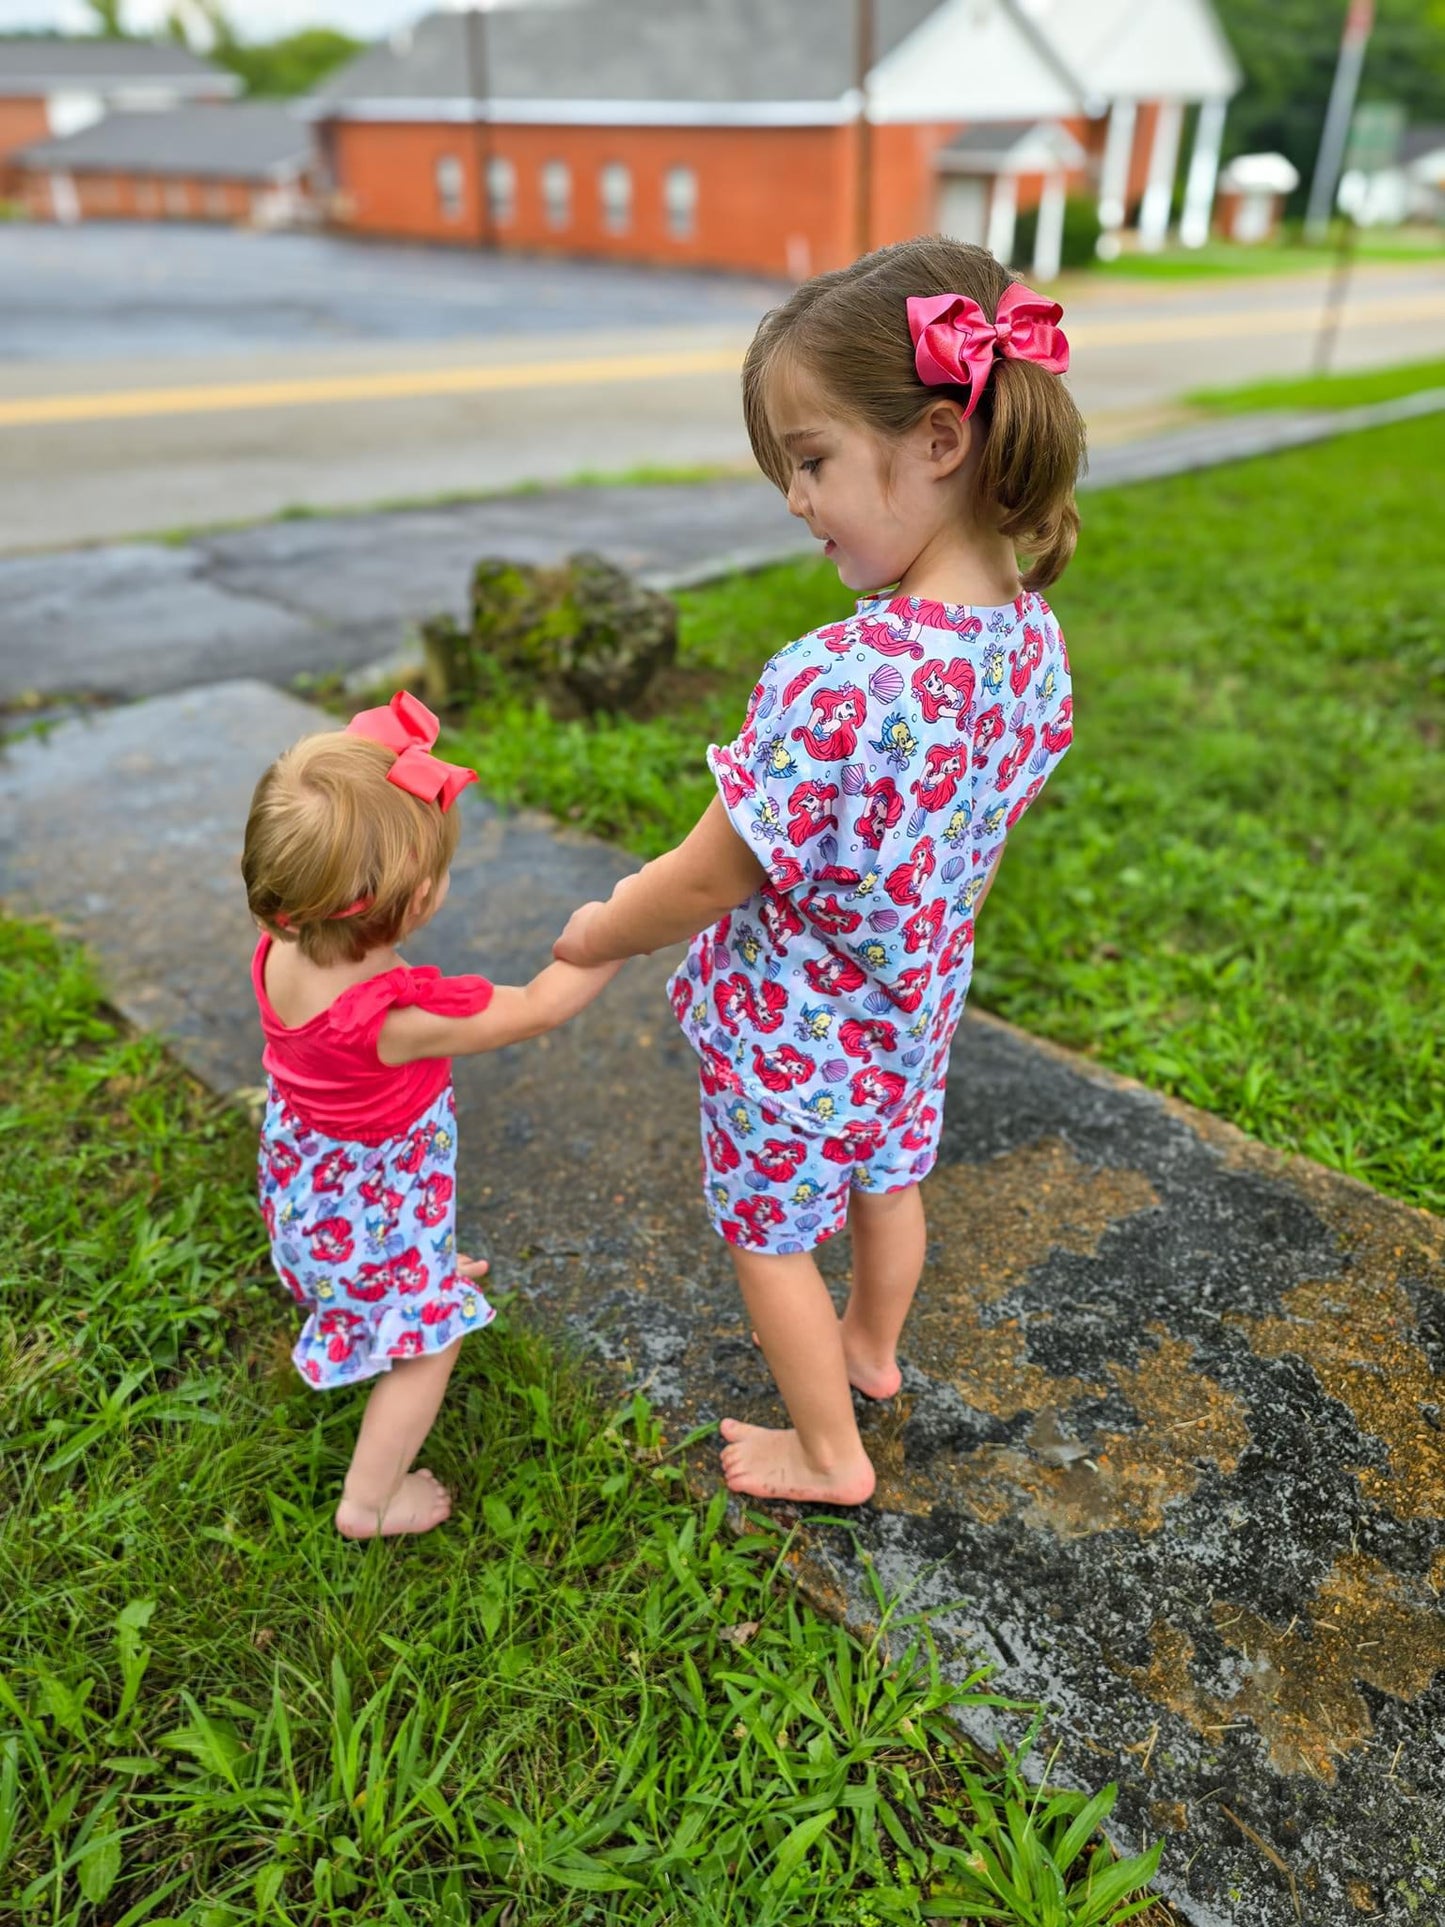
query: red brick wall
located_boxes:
[19,168,264,224]
[0,96,51,194]
[327,115,1102,275]
[328,118,865,275]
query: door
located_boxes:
[938,176,988,245]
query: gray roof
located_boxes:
[16,105,310,181]
[0,35,236,96]
[937,119,1087,173]
[309,0,944,112]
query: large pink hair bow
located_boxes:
[345,691,477,811]
[907,282,1069,419]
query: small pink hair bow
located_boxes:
[345,691,477,811]
[907,283,1069,419]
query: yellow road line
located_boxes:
[1072,287,1445,348]
[1,288,1443,430]
[0,345,743,428]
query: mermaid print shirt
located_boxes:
[666,590,1073,1136]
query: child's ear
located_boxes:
[924,401,972,477]
[406,877,434,928]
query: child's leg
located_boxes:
[720,1247,876,1506]
[335,1336,463,1539]
[839,1182,926,1401]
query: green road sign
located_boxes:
[1344,101,1404,174]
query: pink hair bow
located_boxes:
[907,282,1069,419]
[345,691,477,811]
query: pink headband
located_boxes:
[907,283,1069,420]
[272,692,475,932]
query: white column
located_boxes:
[50,171,79,224]
[1138,99,1184,251]
[1096,98,1137,237]
[1179,97,1227,248]
[986,171,1018,264]
[1033,170,1066,281]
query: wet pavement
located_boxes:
[3,681,1441,1926]
[0,225,787,364]
[2,387,1441,708]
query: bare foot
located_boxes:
[750,1326,901,1401]
[335,1468,453,1540]
[840,1323,903,1401]
[456,1254,490,1280]
[718,1417,876,1505]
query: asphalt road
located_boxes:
[0,225,1443,552]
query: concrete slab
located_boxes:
[3,682,1442,1927]
[3,390,1441,710]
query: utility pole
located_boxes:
[853,0,874,258]
[1305,0,1374,242]
[465,3,494,250]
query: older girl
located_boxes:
[556,238,1084,1505]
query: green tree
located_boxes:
[1213,0,1445,205]
[84,0,129,35]
[163,2,361,99]
[215,29,363,99]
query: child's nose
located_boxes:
[786,474,808,519]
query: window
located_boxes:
[136,178,159,216]
[164,179,190,217]
[435,153,464,222]
[599,160,632,235]
[541,159,571,231]
[486,154,515,227]
[663,163,697,241]
[206,183,230,221]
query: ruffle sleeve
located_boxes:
[328,966,494,1047]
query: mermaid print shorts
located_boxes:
[698,1073,945,1256]
[257,1081,495,1389]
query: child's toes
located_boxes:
[335,1470,452,1540]
[456,1253,490,1280]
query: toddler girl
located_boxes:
[244,692,617,1539]
[555,237,1084,1505]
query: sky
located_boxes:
[0,0,438,41]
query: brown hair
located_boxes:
[242,731,461,965]
[743,236,1087,591]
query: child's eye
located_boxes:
[799,457,822,475]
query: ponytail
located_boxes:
[742,236,1087,592]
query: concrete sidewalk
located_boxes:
[3,681,1441,1927]
[2,388,1441,709]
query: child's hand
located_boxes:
[554,899,614,967]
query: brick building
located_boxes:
[305,0,1241,277]
[0,35,235,197]
[15,102,314,227]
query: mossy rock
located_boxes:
[550,551,677,715]
[432,550,677,716]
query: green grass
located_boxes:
[141,461,757,551]
[1186,356,1445,415]
[444,417,1444,1213]
[0,917,1165,1925]
[1093,225,1444,281]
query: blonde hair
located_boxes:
[242,731,461,966]
[743,236,1087,591]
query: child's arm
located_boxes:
[377,957,622,1067]
[553,796,767,968]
